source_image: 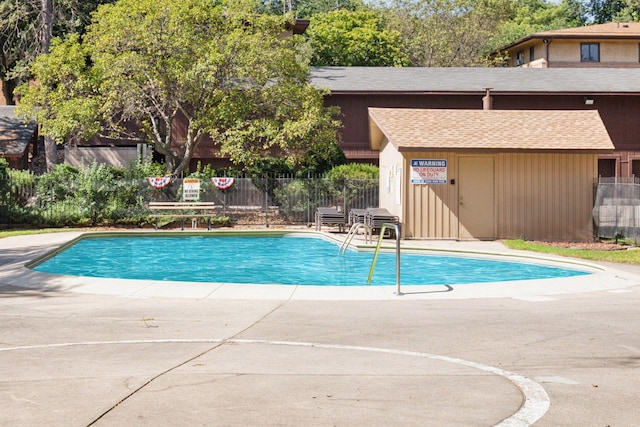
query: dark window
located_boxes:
[529,46,534,61]
[516,51,524,65]
[632,160,640,178]
[581,43,599,62]
[598,159,616,178]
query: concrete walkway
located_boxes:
[1,231,639,426]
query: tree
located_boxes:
[0,0,114,104]
[258,0,366,17]
[586,0,640,23]
[380,0,514,67]
[492,0,587,53]
[306,9,410,66]
[17,0,343,176]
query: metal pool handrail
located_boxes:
[339,222,372,254]
[367,223,402,295]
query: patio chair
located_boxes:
[365,208,399,237]
[348,208,367,226]
[315,207,346,232]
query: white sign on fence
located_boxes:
[183,178,201,201]
[410,159,447,184]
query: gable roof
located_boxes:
[0,106,37,159]
[498,22,640,52]
[368,108,615,153]
[310,66,640,94]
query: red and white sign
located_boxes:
[211,177,235,191]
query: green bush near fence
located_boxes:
[274,164,379,220]
[1,161,379,228]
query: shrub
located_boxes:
[325,163,379,179]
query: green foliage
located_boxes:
[15,35,101,144]
[491,0,587,51]
[380,0,515,66]
[587,0,640,23]
[257,0,366,17]
[0,0,115,102]
[0,158,7,175]
[307,9,410,66]
[17,0,342,176]
[325,163,379,179]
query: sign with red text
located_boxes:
[410,159,447,184]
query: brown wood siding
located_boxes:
[495,153,596,241]
[326,93,482,146]
[329,92,639,175]
[397,152,597,241]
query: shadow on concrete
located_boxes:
[0,283,67,299]
[400,284,454,295]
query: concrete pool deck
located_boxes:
[1,230,640,426]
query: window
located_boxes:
[598,159,616,178]
[516,51,524,65]
[529,46,534,62]
[581,43,600,62]
[633,160,640,178]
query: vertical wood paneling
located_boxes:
[388,150,597,241]
[404,152,458,239]
[495,153,597,241]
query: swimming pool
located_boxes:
[31,232,590,286]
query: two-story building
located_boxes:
[496,22,640,68]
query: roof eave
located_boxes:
[397,147,615,154]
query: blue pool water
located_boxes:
[32,234,590,286]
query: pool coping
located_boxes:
[3,230,640,300]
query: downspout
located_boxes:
[543,38,552,67]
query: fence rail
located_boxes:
[0,175,379,229]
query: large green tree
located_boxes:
[17,0,342,175]
[380,0,514,66]
[0,0,114,104]
[492,0,587,53]
[307,9,409,66]
[587,0,640,23]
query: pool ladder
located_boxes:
[367,223,402,295]
[339,222,372,254]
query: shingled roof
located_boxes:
[368,108,615,153]
[0,106,37,163]
[310,66,640,94]
[499,22,640,52]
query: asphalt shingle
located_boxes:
[368,108,615,152]
[311,66,640,93]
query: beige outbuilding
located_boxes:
[369,108,615,241]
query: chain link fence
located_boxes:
[0,174,379,229]
[593,177,640,240]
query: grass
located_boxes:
[503,239,640,265]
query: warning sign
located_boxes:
[410,159,447,184]
[183,178,201,200]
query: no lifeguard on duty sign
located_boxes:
[410,159,447,184]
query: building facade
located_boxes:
[311,66,640,178]
[495,22,640,68]
[369,108,614,240]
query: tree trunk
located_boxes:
[42,0,57,171]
